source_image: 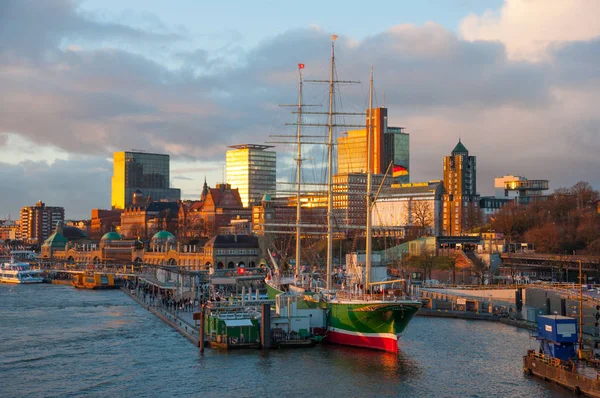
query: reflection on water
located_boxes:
[0,284,573,398]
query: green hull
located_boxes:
[325,300,421,336]
[323,299,422,352]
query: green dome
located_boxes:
[42,232,69,248]
[152,230,176,241]
[101,232,122,241]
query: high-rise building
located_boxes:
[111,151,181,209]
[226,144,276,208]
[337,107,409,182]
[20,200,65,245]
[442,140,480,235]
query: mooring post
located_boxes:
[261,303,271,349]
[199,304,205,353]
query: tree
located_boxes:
[570,181,599,210]
[524,223,561,253]
[411,200,433,237]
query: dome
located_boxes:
[42,231,69,248]
[101,231,122,241]
[151,230,176,244]
[62,226,89,241]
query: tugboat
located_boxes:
[73,272,117,289]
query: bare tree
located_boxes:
[411,200,433,237]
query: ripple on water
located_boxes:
[0,284,575,398]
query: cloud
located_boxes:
[0,156,112,219]
[0,0,599,216]
[0,0,181,60]
[460,0,600,61]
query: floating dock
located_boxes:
[524,350,600,397]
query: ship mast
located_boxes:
[326,35,337,291]
[295,65,303,285]
[365,67,373,292]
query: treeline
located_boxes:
[490,181,600,255]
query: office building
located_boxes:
[111,151,181,209]
[20,200,65,245]
[337,107,409,183]
[494,175,549,204]
[441,140,480,235]
[226,144,276,208]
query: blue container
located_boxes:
[537,315,578,343]
[548,342,576,361]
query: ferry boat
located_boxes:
[0,259,44,284]
[73,272,117,289]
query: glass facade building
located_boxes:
[337,107,409,182]
[111,151,181,209]
[384,127,410,184]
[226,145,276,208]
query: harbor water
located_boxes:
[0,284,572,398]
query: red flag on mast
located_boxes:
[298,63,305,69]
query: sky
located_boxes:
[1,0,600,219]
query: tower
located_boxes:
[337,107,409,182]
[442,140,479,235]
[225,144,276,208]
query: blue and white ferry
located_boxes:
[0,259,44,284]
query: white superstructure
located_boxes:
[0,259,44,284]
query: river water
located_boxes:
[0,284,573,398]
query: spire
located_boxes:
[451,138,469,156]
[201,176,209,200]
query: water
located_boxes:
[0,284,572,398]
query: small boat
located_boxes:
[0,258,44,284]
[73,272,117,289]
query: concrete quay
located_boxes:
[121,288,202,347]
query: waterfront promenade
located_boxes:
[120,282,203,346]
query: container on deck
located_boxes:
[537,315,578,343]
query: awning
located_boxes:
[223,319,253,327]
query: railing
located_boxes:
[206,299,275,310]
[334,290,417,302]
[526,350,575,371]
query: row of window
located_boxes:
[214,248,259,255]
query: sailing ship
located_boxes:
[266,35,421,353]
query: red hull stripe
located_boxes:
[326,330,399,353]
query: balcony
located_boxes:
[504,179,549,192]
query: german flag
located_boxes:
[392,164,408,177]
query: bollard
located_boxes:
[261,303,271,349]
[199,304,205,353]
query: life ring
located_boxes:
[231,338,238,344]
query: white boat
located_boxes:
[0,259,44,284]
